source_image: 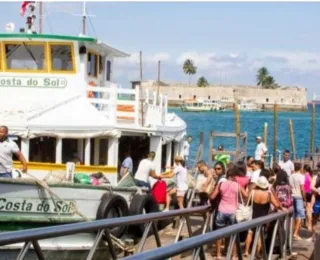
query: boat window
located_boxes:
[29,137,56,163]
[87,52,98,77]
[50,44,74,72]
[4,42,46,71]
[106,60,111,81]
[0,44,2,71]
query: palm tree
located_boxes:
[197,76,209,87]
[256,67,279,89]
[256,67,269,86]
[183,59,197,87]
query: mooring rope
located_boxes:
[25,172,128,251]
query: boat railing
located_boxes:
[0,205,294,260]
[86,84,168,127]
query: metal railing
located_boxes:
[124,209,294,260]
[0,205,212,260]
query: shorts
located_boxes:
[293,197,305,219]
[215,211,236,228]
[313,199,320,215]
[306,193,312,203]
[177,190,186,197]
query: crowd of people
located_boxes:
[118,134,320,258]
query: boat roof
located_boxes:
[0,33,130,58]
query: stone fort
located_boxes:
[134,80,308,111]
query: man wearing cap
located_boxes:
[254,136,267,162]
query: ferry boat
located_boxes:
[237,100,262,111]
[0,2,187,259]
[181,99,225,112]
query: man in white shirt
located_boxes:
[134,151,161,189]
[0,126,27,177]
[254,136,267,162]
[279,149,294,176]
[289,162,306,240]
[183,136,192,168]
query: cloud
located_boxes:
[114,52,171,68]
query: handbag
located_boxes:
[235,185,254,223]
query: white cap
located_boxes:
[256,136,262,140]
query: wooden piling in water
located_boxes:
[263,122,268,147]
[234,101,241,161]
[310,102,316,155]
[273,104,278,163]
[288,119,296,161]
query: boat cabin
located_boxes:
[0,33,187,184]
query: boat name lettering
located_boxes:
[0,198,75,214]
[0,77,67,88]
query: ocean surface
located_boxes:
[170,104,320,163]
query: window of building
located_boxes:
[281,98,283,102]
[87,52,98,77]
[266,98,269,102]
[208,96,211,100]
[50,44,74,72]
[292,98,294,103]
[4,42,46,71]
[179,94,182,99]
[29,137,56,163]
[193,95,196,99]
[106,60,111,81]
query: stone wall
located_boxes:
[137,80,308,111]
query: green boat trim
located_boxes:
[0,178,147,192]
[0,215,93,224]
[0,33,97,42]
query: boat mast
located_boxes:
[39,1,43,34]
[82,1,86,35]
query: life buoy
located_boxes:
[88,81,97,99]
[96,193,129,238]
[128,194,159,237]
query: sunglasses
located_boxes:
[215,167,222,170]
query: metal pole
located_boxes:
[39,2,43,34]
[82,1,86,35]
[140,51,143,85]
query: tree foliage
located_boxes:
[197,76,209,87]
[183,59,197,86]
[256,67,279,89]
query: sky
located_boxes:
[0,1,320,99]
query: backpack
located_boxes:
[275,184,292,208]
[151,180,167,204]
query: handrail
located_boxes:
[124,209,293,260]
[0,205,210,246]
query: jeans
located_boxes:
[0,172,12,178]
[135,179,151,189]
[215,211,236,228]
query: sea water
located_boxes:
[170,104,320,163]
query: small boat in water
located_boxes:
[181,99,226,112]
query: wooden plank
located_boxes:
[211,132,237,137]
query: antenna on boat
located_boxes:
[73,1,95,36]
[19,1,37,34]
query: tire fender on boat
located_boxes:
[96,193,129,238]
[128,194,159,237]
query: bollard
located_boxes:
[124,238,135,256]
